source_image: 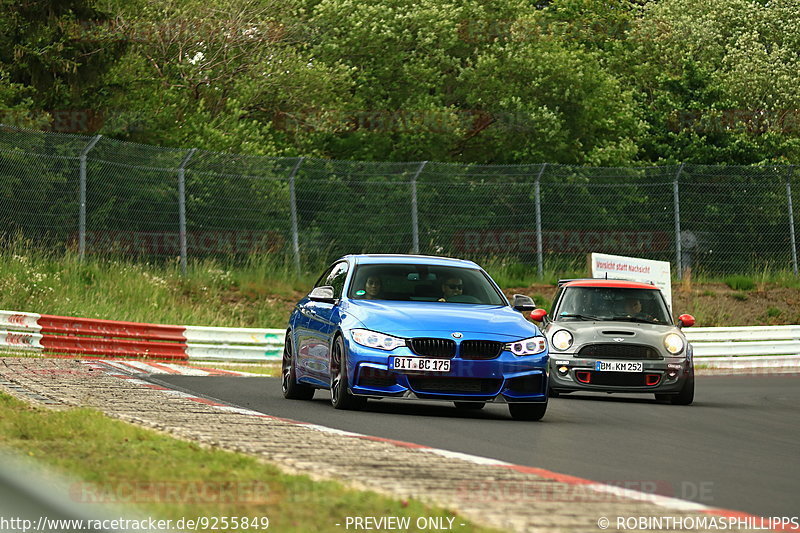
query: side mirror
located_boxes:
[677,314,695,328]
[309,286,336,303]
[512,294,536,312]
[530,308,548,322]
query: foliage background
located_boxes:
[2,0,799,165]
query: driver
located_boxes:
[438,276,463,302]
[624,297,643,316]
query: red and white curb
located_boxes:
[79,361,788,530]
[97,360,256,377]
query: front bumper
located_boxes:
[345,342,549,403]
[548,354,692,394]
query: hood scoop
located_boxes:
[602,330,635,336]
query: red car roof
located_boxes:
[562,279,659,290]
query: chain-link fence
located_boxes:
[1,124,798,277]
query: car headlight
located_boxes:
[506,336,547,356]
[664,333,685,355]
[351,329,406,351]
[551,329,573,351]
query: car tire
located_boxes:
[669,374,694,406]
[453,401,485,410]
[282,332,314,400]
[330,335,367,411]
[508,402,547,421]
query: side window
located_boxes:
[313,265,335,290]
[324,262,349,298]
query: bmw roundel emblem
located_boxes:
[452,332,463,339]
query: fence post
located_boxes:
[410,161,427,255]
[673,163,684,280]
[288,157,305,275]
[177,148,197,276]
[787,165,798,276]
[78,135,102,261]
[535,163,547,277]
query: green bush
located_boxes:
[724,275,755,291]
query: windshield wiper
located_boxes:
[610,315,659,324]
[558,313,603,321]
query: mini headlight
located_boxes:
[351,329,406,351]
[551,330,573,351]
[664,333,684,355]
[506,336,547,356]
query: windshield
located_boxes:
[555,287,671,324]
[347,264,507,305]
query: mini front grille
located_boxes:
[407,377,501,394]
[409,338,455,358]
[460,340,504,360]
[357,367,396,388]
[587,372,661,387]
[578,343,662,360]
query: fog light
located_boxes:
[558,366,569,375]
[667,371,678,379]
[645,374,661,386]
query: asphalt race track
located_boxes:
[152,373,799,518]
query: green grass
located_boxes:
[0,393,495,533]
[723,275,756,291]
[4,245,800,330]
[0,245,318,328]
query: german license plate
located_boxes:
[595,361,643,372]
[390,357,450,372]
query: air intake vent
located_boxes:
[409,338,455,358]
[357,367,396,388]
[588,372,662,387]
[407,377,501,394]
[602,331,635,336]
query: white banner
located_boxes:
[590,253,673,313]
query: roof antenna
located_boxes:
[605,272,608,280]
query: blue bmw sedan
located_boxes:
[282,254,550,420]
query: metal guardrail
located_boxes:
[2,309,798,367]
[0,310,284,361]
[183,326,284,361]
[685,326,800,369]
